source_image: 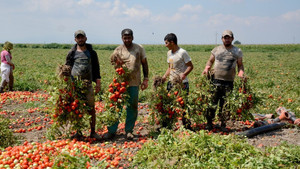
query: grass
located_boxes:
[8,44,300,117]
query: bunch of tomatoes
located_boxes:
[150,82,188,129]
[98,66,130,127]
[224,77,259,121]
[49,76,90,135]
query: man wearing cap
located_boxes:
[65,30,101,140]
[202,30,244,131]
[104,28,149,140]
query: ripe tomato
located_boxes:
[121,82,127,87]
[108,87,114,93]
[177,97,183,103]
[119,87,126,93]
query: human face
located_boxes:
[75,35,87,47]
[222,36,233,47]
[122,35,133,48]
[164,40,173,50]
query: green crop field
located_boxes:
[10,44,300,116]
[1,44,299,168]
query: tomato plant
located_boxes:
[47,72,91,139]
[97,66,130,127]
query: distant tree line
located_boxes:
[1,43,300,52]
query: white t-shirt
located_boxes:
[167,48,191,83]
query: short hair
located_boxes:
[164,33,177,45]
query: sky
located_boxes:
[0,0,300,44]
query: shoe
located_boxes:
[103,132,115,140]
[71,132,83,140]
[205,123,213,131]
[90,132,102,141]
[182,119,194,131]
[220,122,229,132]
[220,126,229,132]
[126,132,134,140]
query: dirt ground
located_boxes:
[2,101,300,148]
[1,94,299,168]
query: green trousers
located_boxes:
[108,86,139,134]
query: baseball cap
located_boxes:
[121,28,133,36]
[222,30,233,38]
[74,30,86,38]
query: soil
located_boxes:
[5,101,299,148]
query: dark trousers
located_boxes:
[207,79,233,125]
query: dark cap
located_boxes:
[121,28,133,36]
[74,30,86,38]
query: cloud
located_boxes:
[150,4,203,23]
[206,13,271,28]
[179,4,203,13]
[25,0,73,12]
[123,6,151,20]
[78,0,94,5]
[280,9,300,22]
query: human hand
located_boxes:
[95,79,101,94]
[162,76,167,83]
[95,85,101,94]
[238,71,244,78]
[202,66,210,76]
[180,73,186,81]
[141,79,148,91]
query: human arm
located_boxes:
[95,78,101,93]
[237,57,244,78]
[180,61,193,81]
[5,55,15,70]
[202,54,215,75]
[141,58,149,91]
[162,64,171,82]
[65,49,74,68]
[91,50,101,82]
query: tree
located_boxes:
[234,40,241,45]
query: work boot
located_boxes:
[90,132,102,141]
[126,132,134,140]
[71,131,83,140]
[205,122,213,130]
[103,132,116,140]
[205,118,214,130]
[182,116,194,131]
[220,121,229,132]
